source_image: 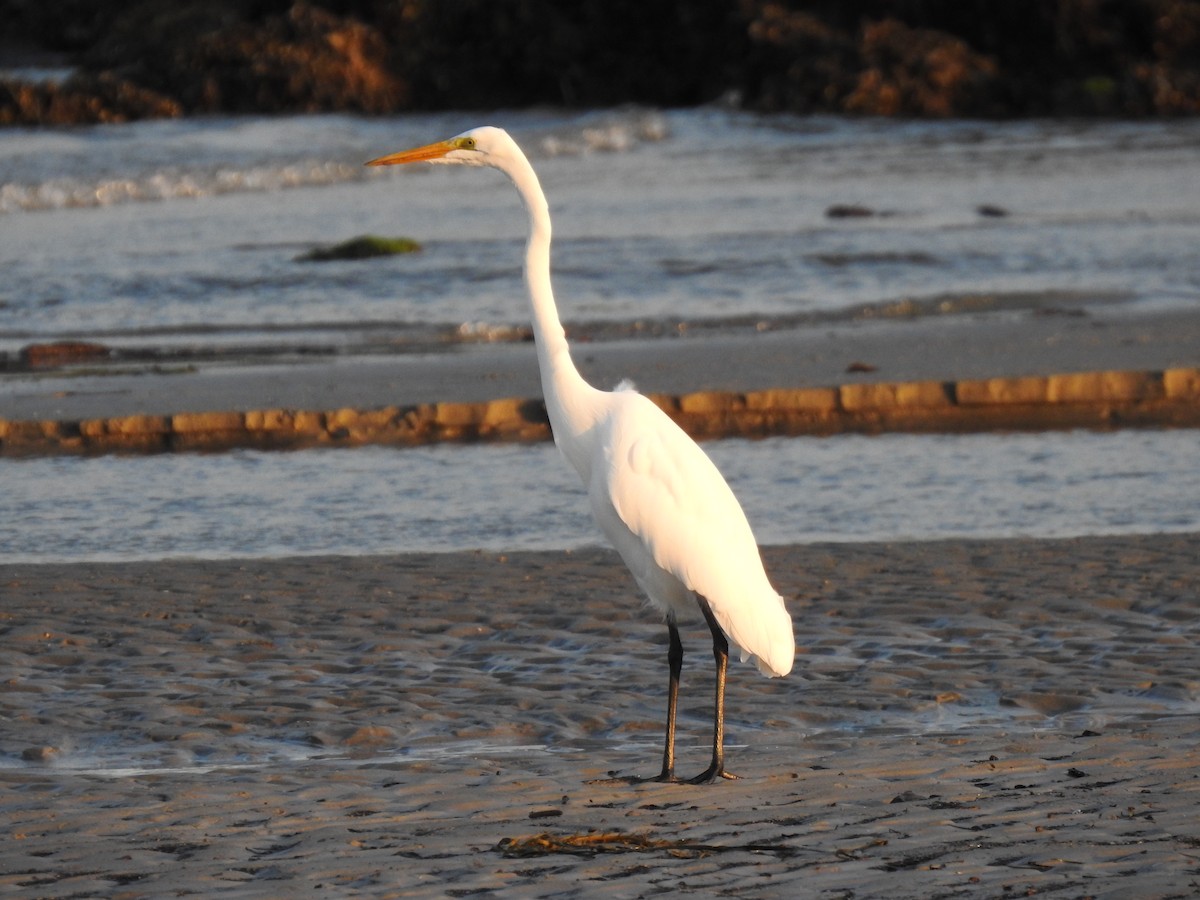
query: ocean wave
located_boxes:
[0,109,669,215]
[532,110,669,157]
[0,159,366,214]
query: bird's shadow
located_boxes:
[585,774,650,787]
[585,772,737,787]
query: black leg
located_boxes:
[689,596,738,783]
[654,619,684,782]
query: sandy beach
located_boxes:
[3,534,1198,897]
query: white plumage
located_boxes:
[595,388,793,676]
[368,126,794,782]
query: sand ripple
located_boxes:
[2,533,1198,896]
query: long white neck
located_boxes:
[499,148,606,477]
[492,148,604,480]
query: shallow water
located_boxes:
[3,109,1199,357]
[2,429,1196,564]
[3,110,1199,561]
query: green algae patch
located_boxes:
[297,235,422,262]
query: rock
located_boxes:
[0,73,181,126]
[839,381,887,411]
[1164,368,1200,399]
[840,380,951,412]
[956,376,1049,406]
[741,6,859,113]
[481,397,548,436]
[170,411,245,433]
[745,387,838,414]
[894,381,953,409]
[826,205,875,219]
[678,391,743,415]
[1046,371,1164,403]
[434,402,485,428]
[297,235,422,263]
[107,414,172,436]
[4,1,1199,122]
[844,19,1000,117]
[85,1,407,116]
[292,411,326,434]
[21,746,60,762]
[325,408,361,431]
[19,341,110,369]
[245,409,298,432]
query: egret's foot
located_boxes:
[626,767,735,785]
[687,765,739,785]
[647,769,683,784]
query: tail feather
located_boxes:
[725,590,795,678]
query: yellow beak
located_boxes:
[365,140,455,167]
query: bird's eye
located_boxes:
[454,136,477,151]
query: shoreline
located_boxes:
[3,533,1198,897]
[3,308,1199,455]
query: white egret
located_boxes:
[367,127,794,783]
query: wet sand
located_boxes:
[3,534,1198,897]
[6,305,1200,423]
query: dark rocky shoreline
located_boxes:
[3,0,1198,126]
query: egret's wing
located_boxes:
[601,394,794,676]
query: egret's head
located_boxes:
[365,126,511,170]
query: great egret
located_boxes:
[367,127,794,783]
